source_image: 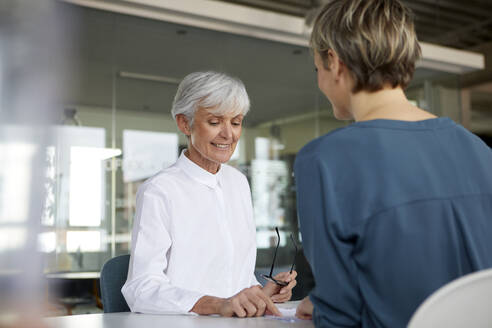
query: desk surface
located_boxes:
[45,272,100,279]
[45,302,314,328]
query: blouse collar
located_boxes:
[176,150,222,189]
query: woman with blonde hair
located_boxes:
[294,0,492,326]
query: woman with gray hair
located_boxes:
[122,71,297,317]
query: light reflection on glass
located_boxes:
[251,158,288,228]
[42,146,56,226]
[38,231,56,253]
[0,140,36,224]
[0,227,27,253]
[52,126,106,227]
[256,229,287,249]
[122,129,178,183]
[66,230,102,252]
[69,146,121,227]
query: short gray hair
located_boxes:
[171,71,250,126]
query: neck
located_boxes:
[349,86,436,122]
[185,147,220,174]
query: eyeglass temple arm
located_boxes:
[269,227,281,277]
[290,234,298,273]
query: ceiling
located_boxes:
[217,0,492,134]
[59,2,326,127]
[218,0,492,50]
[58,1,492,133]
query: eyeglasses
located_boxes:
[261,227,298,286]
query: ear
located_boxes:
[176,114,191,136]
[327,49,344,81]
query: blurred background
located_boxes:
[1,0,491,321]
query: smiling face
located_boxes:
[178,106,243,174]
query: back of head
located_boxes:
[310,0,421,93]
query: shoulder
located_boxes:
[136,165,183,197]
[295,124,360,166]
[452,122,491,150]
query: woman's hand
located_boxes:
[295,296,313,320]
[262,270,297,303]
[218,285,281,317]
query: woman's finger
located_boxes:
[232,298,247,318]
[257,291,281,316]
[273,272,290,281]
[247,292,267,317]
[280,279,297,294]
[295,296,313,320]
[272,290,291,303]
[242,299,257,317]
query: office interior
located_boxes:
[1,0,491,318]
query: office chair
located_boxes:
[407,268,492,328]
[100,254,131,313]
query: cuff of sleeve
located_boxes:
[309,294,317,320]
[251,274,261,287]
[181,291,206,314]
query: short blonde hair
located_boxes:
[310,0,421,92]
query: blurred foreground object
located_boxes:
[0,0,73,326]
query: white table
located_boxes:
[45,301,314,328]
[45,272,100,279]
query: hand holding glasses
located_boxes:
[261,227,298,286]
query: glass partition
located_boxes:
[406,68,462,120]
[41,3,463,291]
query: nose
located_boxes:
[219,122,233,139]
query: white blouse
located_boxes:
[122,152,259,314]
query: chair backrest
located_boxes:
[100,254,131,313]
[407,268,492,328]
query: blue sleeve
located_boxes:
[295,154,362,327]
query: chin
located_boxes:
[331,103,353,120]
[213,157,229,164]
[210,153,233,164]
[210,147,236,163]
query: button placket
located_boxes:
[213,183,235,294]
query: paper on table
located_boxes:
[266,305,303,323]
[278,307,297,317]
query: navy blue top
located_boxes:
[294,118,492,328]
